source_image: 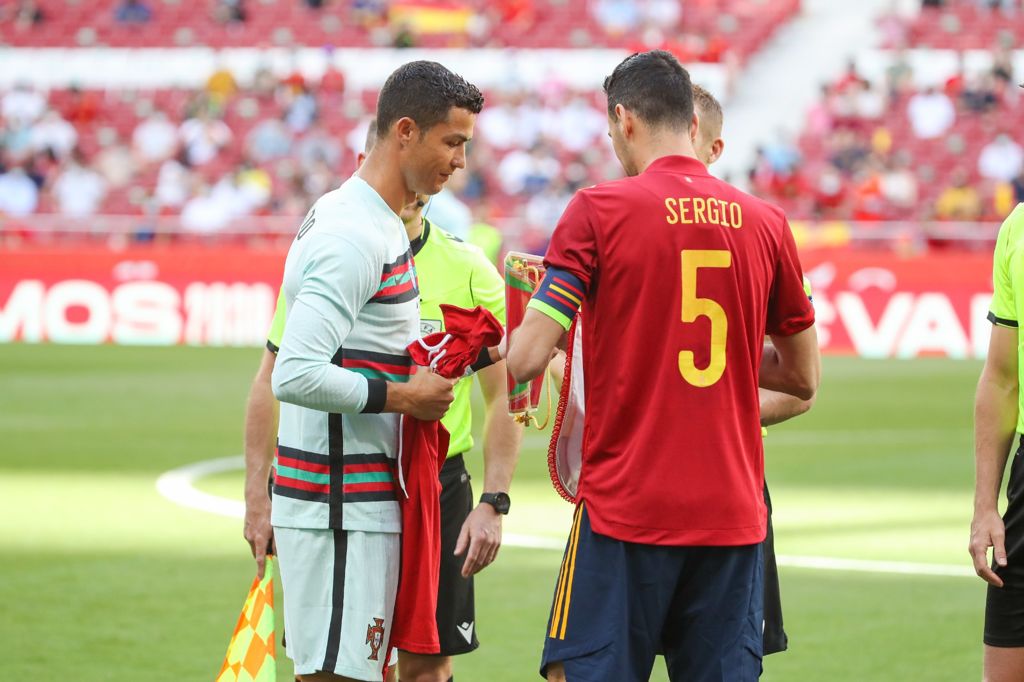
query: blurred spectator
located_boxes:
[283,85,318,133]
[155,152,192,208]
[2,83,46,127]
[320,57,347,98]
[29,110,78,160]
[295,123,341,171]
[935,169,982,220]
[352,0,388,26]
[213,0,246,24]
[546,96,605,153]
[960,73,999,114]
[498,144,560,195]
[4,0,45,30]
[880,153,919,210]
[94,130,137,188]
[251,66,278,101]
[181,183,233,233]
[476,93,519,150]
[115,0,152,24]
[593,0,641,35]
[884,50,915,97]
[1013,169,1024,204]
[246,117,292,163]
[206,62,238,106]
[392,20,416,48]
[763,132,801,174]
[907,87,955,139]
[812,166,848,216]
[302,158,337,199]
[0,166,38,216]
[53,152,106,218]
[991,47,1016,86]
[178,110,232,166]
[133,111,178,163]
[236,162,273,210]
[978,133,1024,182]
[62,85,101,127]
[642,0,682,28]
[525,181,573,233]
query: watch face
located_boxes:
[484,492,511,514]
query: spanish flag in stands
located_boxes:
[216,557,276,681]
[389,1,473,34]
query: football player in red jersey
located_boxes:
[508,51,819,682]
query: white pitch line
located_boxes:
[776,555,975,578]
[156,457,975,578]
[155,455,245,519]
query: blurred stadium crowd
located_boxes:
[0,0,1021,249]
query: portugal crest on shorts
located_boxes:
[365,617,386,661]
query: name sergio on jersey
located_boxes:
[664,197,743,229]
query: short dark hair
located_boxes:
[376,61,484,139]
[603,50,693,132]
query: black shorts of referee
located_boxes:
[986,437,1024,647]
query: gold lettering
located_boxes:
[679,198,691,224]
[693,197,707,224]
[707,199,720,225]
[665,198,678,225]
[730,202,743,228]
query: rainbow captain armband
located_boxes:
[526,268,586,330]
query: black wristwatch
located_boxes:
[479,492,511,515]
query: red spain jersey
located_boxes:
[528,155,814,546]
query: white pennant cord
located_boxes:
[416,333,453,370]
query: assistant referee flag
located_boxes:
[216,557,276,681]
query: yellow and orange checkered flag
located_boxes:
[216,556,276,681]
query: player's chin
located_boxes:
[433,173,452,192]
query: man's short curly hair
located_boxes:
[376,61,484,138]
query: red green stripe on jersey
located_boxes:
[337,348,414,383]
[528,268,586,330]
[373,250,419,304]
[274,445,331,503]
[342,453,397,500]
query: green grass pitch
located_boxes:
[0,345,989,680]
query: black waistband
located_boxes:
[441,453,467,475]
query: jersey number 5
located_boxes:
[679,249,731,387]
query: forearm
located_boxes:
[974,374,1019,512]
[478,362,523,492]
[760,328,820,401]
[244,353,279,502]
[759,387,814,426]
[270,299,371,413]
[507,309,567,383]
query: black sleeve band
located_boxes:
[361,379,388,413]
[266,340,279,354]
[469,346,496,373]
[987,311,1019,328]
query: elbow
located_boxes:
[506,346,541,385]
[792,373,818,402]
[270,361,298,404]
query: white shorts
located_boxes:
[274,526,400,680]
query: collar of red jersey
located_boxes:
[644,155,710,176]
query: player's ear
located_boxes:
[395,117,418,148]
[355,152,367,168]
[689,112,699,144]
[709,138,725,165]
